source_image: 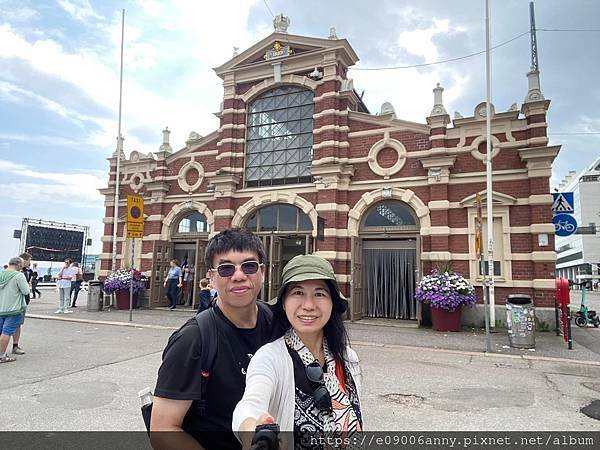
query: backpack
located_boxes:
[194,300,272,415]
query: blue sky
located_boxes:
[1,0,599,267]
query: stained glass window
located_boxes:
[363,201,417,228]
[245,86,313,187]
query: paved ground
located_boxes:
[1,287,598,432]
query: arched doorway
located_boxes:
[150,211,210,307]
[354,200,420,320]
[243,203,313,300]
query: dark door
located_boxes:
[362,239,417,320]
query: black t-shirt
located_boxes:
[154,304,273,450]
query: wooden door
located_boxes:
[350,237,363,321]
[150,240,173,307]
[193,240,207,307]
[268,236,282,301]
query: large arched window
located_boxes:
[175,212,210,234]
[243,204,312,233]
[245,86,314,187]
[362,201,418,230]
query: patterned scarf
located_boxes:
[284,328,362,445]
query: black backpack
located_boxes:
[141,301,272,431]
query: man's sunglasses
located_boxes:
[210,261,263,278]
[306,361,332,412]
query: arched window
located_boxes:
[362,201,417,229]
[245,86,314,187]
[176,212,210,234]
[244,204,312,233]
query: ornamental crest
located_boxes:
[264,41,293,61]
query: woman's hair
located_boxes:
[170,259,179,266]
[271,280,351,375]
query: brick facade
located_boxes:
[99,30,560,317]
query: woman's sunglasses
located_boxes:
[306,361,332,412]
[210,261,262,278]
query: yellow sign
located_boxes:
[127,195,144,238]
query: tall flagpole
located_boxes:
[111,9,125,273]
[485,0,496,329]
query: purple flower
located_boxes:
[415,270,477,312]
[103,269,146,294]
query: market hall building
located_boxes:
[99,17,560,323]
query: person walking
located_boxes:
[56,258,74,314]
[70,262,83,307]
[30,263,41,299]
[150,228,274,450]
[233,255,363,449]
[0,257,30,363]
[163,259,182,310]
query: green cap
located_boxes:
[268,254,348,313]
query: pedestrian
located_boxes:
[0,257,30,363]
[30,263,41,299]
[150,228,274,450]
[11,252,33,355]
[55,258,74,314]
[197,278,211,313]
[233,254,363,449]
[70,262,83,307]
[163,259,182,310]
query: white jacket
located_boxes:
[232,336,362,447]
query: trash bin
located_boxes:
[506,294,535,349]
[87,281,103,312]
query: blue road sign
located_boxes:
[553,213,578,237]
[552,192,574,214]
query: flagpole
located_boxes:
[111,9,125,273]
[485,0,496,329]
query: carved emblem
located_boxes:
[264,41,293,61]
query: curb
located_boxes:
[352,340,600,367]
[27,314,600,367]
[27,314,178,331]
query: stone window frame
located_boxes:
[367,132,407,179]
[177,160,205,193]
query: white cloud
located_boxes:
[0,159,106,209]
[57,0,103,22]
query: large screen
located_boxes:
[24,225,84,262]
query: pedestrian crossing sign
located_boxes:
[551,192,574,214]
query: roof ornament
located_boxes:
[429,83,448,116]
[454,111,464,119]
[524,67,545,103]
[159,126,173,153]
[273,13,290,33]
[328,27,338,40]
[379,102,396,117]
[308,67,323,80]
[232,46,239,57]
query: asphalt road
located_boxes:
[1,315,599,432]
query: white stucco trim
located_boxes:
[161,201,215,240]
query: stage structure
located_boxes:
[18,218,90,264]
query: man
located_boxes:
[0,257,30,363]
[150,228,273,450]
[31,263,42,299]
[11,252,32,355]
[56,258,74,314]
[70,262,83,307]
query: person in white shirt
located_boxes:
[56,258,75,314]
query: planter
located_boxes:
[114,289,139,310]
[430,306,462,332]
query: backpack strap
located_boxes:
[194,308,218,416]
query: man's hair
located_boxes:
[204,228,266,269]
[19,252,32,261]
[200,278,209,288]
[64,258,72,263]
[9,257,24,268]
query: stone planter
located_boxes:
[430,306,462,332]
[115,289,139,310]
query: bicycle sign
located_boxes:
[553,213,578,237]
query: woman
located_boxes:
[163,259,182,310]
[233,255,363,449]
